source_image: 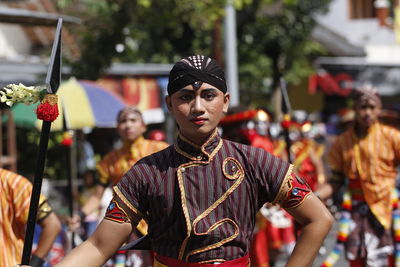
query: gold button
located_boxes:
[181,167,186,172]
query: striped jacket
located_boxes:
[111,130,297,263]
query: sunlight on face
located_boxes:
[166,82,230,145]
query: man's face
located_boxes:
[117,112,146,142]
[354,98,381,129]
[166,82,230,144]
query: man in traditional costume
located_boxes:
[317,84,400,267]
[75,106,168,266]
[54,55,333,267]
[289,116,326,192]
[1,168,61,267]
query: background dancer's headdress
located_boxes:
[353,84,382,107]
[117,106,143,122]
[167,55,227,95]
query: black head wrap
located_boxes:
[167,55,227,95]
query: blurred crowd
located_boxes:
[5,85,400,267]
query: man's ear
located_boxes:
[165,95,172,112]
[223,93,230,113]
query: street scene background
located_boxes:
[1,0,400,266]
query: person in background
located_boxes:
[289,111,326,192]
[76,170,99,239]
[75,130,99,239]
[316,84,400,267]
[0,168,61,267]
[71,106,169,266]
[55,55,333,267]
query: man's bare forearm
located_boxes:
[286,214,333,266]
[285,194,334,267]
[56,219,133,267]
[55,239,109,267]
[35,213,62,258]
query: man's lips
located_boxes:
[190,118,207,125]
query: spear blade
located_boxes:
[45,18,62,94]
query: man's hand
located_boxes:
[66,213,83,232]
[30,254,45,267]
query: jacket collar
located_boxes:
[174,129,222,162]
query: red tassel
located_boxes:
[36,94,59,122]
[281,114,292,129]
[60,131,73,147]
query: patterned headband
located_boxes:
[167,55,227,95]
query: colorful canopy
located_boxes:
[11,77,126,131]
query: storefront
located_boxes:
[309,57,400,115]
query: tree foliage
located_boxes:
[236,0,331,106]
[57,0,331,106]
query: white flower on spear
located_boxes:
[0,83,46,107]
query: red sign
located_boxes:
[308,72,353,96]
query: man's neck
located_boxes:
[179,130,217,147]
[123,135,144,146]
[354,122,376,138]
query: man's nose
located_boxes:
[192,96,205,113]
[365,108,373,115]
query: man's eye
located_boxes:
[180,95,193,101]
[204,93,216,100]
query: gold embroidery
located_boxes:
[200,129,220,158]
[186,218,239,261]
[202,137,223,161]
[113,186,146,220]
[177,162,199,259]
[174,144,202,161]
[175,131,242,260]
[177,156,245,260]
[222,157,243,180]
[178,133,202,149]
[272,164,294,205]
[174,129,222,162]
[184,164,245,261]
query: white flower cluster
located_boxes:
[0,83,45,106]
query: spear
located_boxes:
[21,18,62,265]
